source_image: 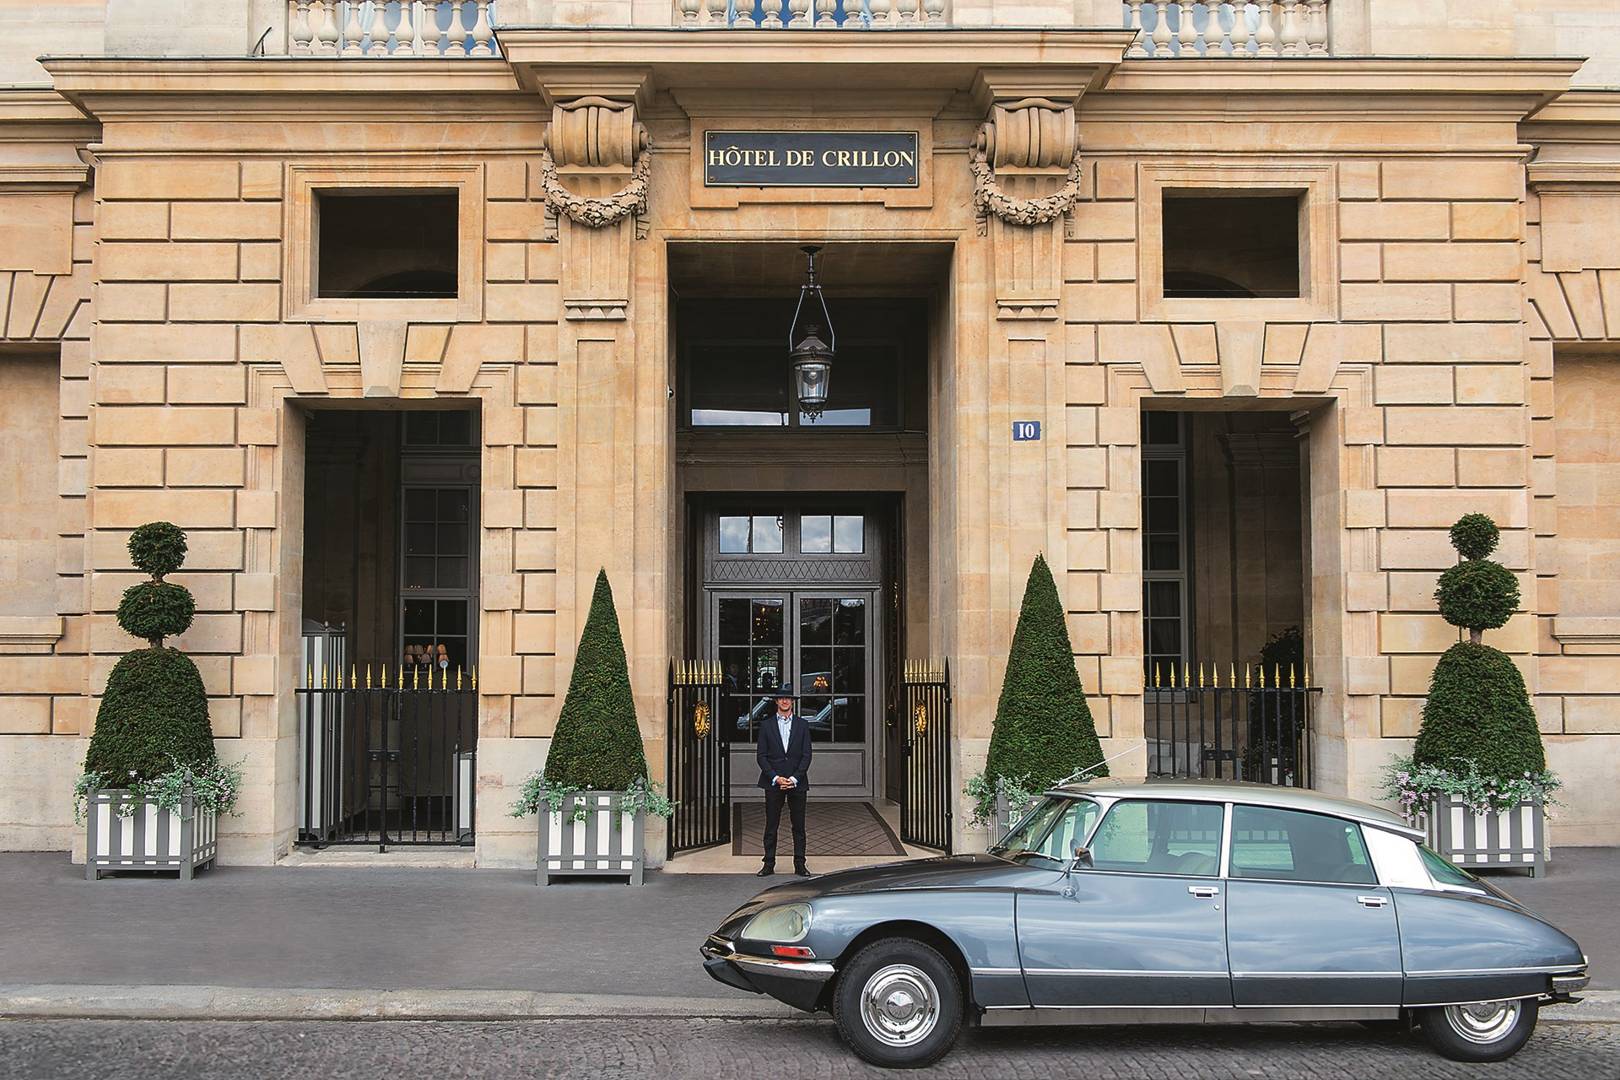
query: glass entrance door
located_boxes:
[712,589,878,799]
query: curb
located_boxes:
[0,985,806,1023]
[2,984,1616,1024]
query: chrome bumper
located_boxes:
[701,935,836,983]
[1551,970,1590,997]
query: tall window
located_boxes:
[1143,412,1190,681]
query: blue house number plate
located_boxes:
[1012,421,1041,442]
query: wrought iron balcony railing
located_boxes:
[1125,0,1330,58]
[288,1,498,56]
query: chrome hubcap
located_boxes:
[859,963,940,1048]
[1444,1000,1522,1045]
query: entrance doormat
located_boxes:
[732,801,906,857]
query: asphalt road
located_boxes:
[3,1018,1618,1080]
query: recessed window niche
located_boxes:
[315,190,459,300]
[1162,191,1302,299]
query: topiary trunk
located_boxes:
[543,569,648,791]
[984,554,1107,793]
[83,522,217,785]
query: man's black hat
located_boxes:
[770,681,797,698]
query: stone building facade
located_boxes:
[1,1,1619,865]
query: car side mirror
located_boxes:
[1065,842,1093,874]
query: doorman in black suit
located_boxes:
[756,681,812,877]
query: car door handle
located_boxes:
[1356,895,1388,908]
[1188,885,1220,898]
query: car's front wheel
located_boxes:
[1418,997,1539,1062]
[832,938,962,1068]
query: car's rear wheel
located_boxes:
[1418,997,1538,1062]
[832,938,962,1068]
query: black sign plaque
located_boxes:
[704,131,920,188]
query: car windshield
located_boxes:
[1417,842,1479,886]
[991,796,1100,868]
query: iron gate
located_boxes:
[667,660,730,857]
[900,659,952,853]
[296,665,478,846]
[1144,662,1320,788]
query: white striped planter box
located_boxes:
[86,788,217,881]
[1412,794,1545,877]
[537,790,644,886]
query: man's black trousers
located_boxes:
[762,785,807,868]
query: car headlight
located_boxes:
[741,903,812,943]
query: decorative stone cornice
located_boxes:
[0,88,95,193]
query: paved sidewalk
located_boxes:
[0,848,1615,1021]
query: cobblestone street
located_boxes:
[3,1017,1618,1080]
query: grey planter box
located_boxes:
[537,790,645,885]
[86,788,217,881]
[1413,794,1545,877]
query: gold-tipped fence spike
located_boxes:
[1230,662,1237,688]
[412,664,419,691]
[383,663,390,690]
[471,665,478,691]
[351,664,357,690]
[1289,664,1297,690]
[1259,665,1267,689]
[1198,662,1206,689]
[321,665,329,689]
[1304,662,1312,688]
[1182,662,1190,689]
[306,664,314,689]
[1274,663,1282,690]
[1244,664,1252,689]
[456,665,464,691]
[365,663,373,690]
[1153,662,1160,689]
[1212,663,1219,689]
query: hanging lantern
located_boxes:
[788,245,835,421]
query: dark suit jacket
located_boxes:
[756,712,812,791]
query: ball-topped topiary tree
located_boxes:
[979,554,1108,809]
[1411,514,1545,781]
[82,522,217,785]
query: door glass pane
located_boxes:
[799,598,834,645]
[1089,800,1223,876]
[834,598,866,645]
[718,516,749,554]
[1228,805,1376,885]
[404,599,433,635]
[833,515,864,553]
[832,699,863,742]
[801,515,833,553]
[718,597,750,645]
[800,647,833,695]
[833,647,864,694]
[751,514,784,553]
[751,598,783,646]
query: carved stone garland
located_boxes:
[536,138,652,229]
[970,146,1083,227]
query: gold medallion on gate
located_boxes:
[693,701,711,740]
[913,703,928,737]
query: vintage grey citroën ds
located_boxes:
[701,779,1589,1068]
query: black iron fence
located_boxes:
[1144,662,1319,788]
[901,659,952,853]
[296,665,477,846]
[667,660,730,858]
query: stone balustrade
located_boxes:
[1125,1,1329,57]
[676,0,949,28]
[288,1,498,56]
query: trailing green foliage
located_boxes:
[982,555,1107,797]
[1449,513,1500,561]
[82,523,217,791]
[116,580,196,645]
[82,647,217,781]
[1435,559,1519,633]
[541,569,649,792]
[1382,755,1559,818]
[127,521,187,579]
[1412,641,1546,779]
[76,758,243,824]
[508,774,673,823]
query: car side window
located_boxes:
[1228,805,1377,886]
[1087,799,1223,877]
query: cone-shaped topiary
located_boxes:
[542,569,649,791]
[83,522,216,785]
[984,554,1108,793]
[1412,514,1545,779]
